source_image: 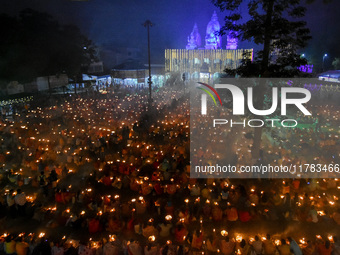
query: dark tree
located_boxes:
[212,0,311,77]
[306,0,332,3]
[212,0,312,159]
[0,9,96,84]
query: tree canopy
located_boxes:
[212,0,315,159]
[0,8,96,83]
[212,0,312,77]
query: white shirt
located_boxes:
[7,194,15,207]
[15,193,26,206]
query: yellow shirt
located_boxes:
[16,241,29,255]
[264,240,277,255]
[4,240,16,254]
[278,244,291,255]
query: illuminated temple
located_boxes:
[165,11,253,81]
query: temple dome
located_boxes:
[205,11,221,49]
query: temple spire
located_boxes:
[205,11,221,49]
[186,23,202,50]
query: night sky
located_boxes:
[2,0,340,67]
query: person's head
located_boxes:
[5,235,12,243]
[178,245,184,255]
[225,236,230,242]
[325,240,330,249]
[255,235,259,241]
[240,239,246,248]
[17,189,22,194]
[281,239,286,245]
[162,245,169,255]
[267,234,271,240]
[288,237,292,242]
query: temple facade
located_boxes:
[185,11,238,51]
[165,48,253,80]
[165,12,253,81]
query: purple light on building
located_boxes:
[298,64,313,73]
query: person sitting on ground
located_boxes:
[14,189,26,216]
[288,237,303,255]
[220,236,235,255]
[302,240,315,255]
[252,235,263,255]
[318,240,332,255]
[4,235,16,255]
[15,236,29,255]
[6,189,16,218]
[263,234,277,255]
[278,239,290,255]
